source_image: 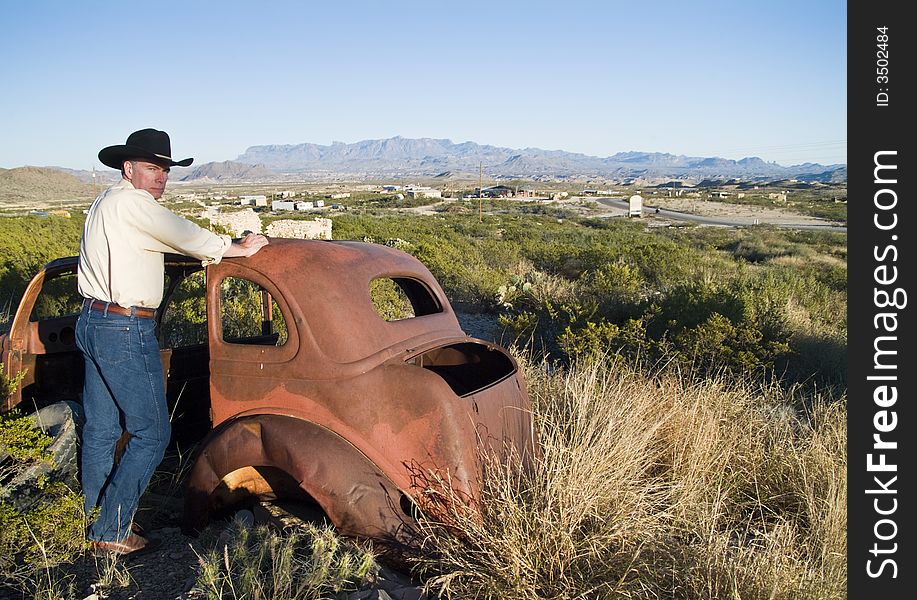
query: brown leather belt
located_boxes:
[86,299,157,319]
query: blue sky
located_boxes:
[0,0,847,170]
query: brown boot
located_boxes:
[90,532,161,556]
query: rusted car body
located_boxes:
[1,239,536,546]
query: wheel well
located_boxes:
[207,465,327,523]
[183,415,417,545]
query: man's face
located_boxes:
[124,160,170,199]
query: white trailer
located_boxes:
[628,194,643,217]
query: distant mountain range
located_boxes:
[24,136,846,187]
[208,136,846,184]
[178,161,279,184]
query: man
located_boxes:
[77,128,268,555]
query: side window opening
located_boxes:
[161,270,208,348]
[29,271,82,321]
[220,276,288,346]
[370,277,441,322]
[16,267,84,408]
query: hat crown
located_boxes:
[125,128,173,160]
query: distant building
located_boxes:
[272,200,296,211]
[327,193,351,200]
[295,201,314,211]
[478,185,513,198]
[242,195,268,205]
[406,186,442,199]
[657,186,688,197]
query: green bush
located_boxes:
[0,485,86,571]
[0,408,52,465]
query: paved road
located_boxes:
[595,198,847,233]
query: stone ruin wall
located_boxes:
[266,218,333,240]
[209,208,263,236]
[208,209,333,240]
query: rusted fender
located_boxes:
[183,414,418,546]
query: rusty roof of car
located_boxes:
[210,238,467,366]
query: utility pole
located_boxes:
[478,162,483,222]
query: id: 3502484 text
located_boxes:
[875,26,890,107]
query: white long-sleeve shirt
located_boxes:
[78,179,231,308]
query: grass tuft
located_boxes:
[193,515,378,599]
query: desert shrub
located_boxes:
[0,367,27,412]
[0,408,52,467]
[346,209,841,389]
[557,318,652,367]
[649,275,793,374]
[504,271,797,384]
[0,485,86,570]
[413,237,506,307]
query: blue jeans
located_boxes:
[76,301,170,542]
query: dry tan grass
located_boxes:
[411,357,846,600]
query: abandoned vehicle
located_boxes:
[1,238,536,546]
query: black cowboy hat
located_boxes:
[98,128,194,170]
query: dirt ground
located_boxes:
[402,196,841,229]
[631,197,837,226]
[560,196,841,227]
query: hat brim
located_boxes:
[98,144,194,170]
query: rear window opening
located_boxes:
[407,342,515,397]
[370,277,442,322]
